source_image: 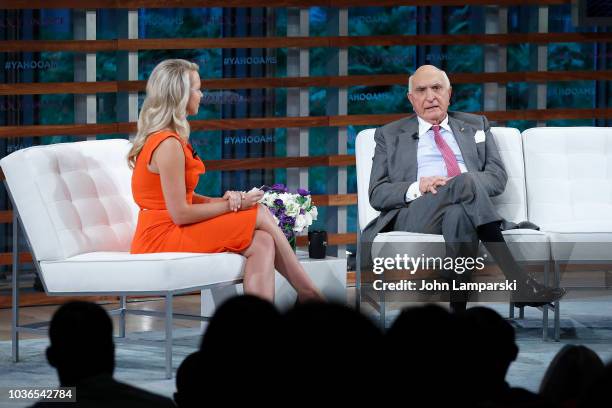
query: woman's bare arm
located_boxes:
[192,193,224,204]
[153,138,231,225]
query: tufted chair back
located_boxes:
[522,127,612,228]
[0,139,139,261]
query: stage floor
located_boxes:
[1,290,611,407]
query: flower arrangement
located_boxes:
[258,183,318,250]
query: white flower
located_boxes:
[303,212,313,226]
[278,192,292,203]
[293,215,307,232]
[285,201,300,217]
[309,206,318,220]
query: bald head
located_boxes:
[408,65,451,94]
[407,65,452,125]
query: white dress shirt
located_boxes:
[405,115,467,202]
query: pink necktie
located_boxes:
[432,125,461,177]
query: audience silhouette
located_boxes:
[540,344,605,407]
[196,294,283,401]
[385,304,465,405]
[30,301,174,408]
[281,301,383,402]
[578,360,612,408]
[174,351,203,408]
[31,297,611,408]
[459,306,550,407]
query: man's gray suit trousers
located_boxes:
[393,172,503,280]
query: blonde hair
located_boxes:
[128,59,199,168]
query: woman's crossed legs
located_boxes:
[241,204,324,303]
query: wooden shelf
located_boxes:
[2,71,610,96]
[1,0,571,10]
[3,32,609,52]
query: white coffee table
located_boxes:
[201,250,347,316]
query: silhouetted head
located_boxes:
[540,345,605,405]
[384,304,463,404]
[200,294,281,354]
[284,301,383,352]
[386,303,456,346]
[174,351,204,408]
[198,295,282,399]
[46,301,115,386]
[282,301,382,397]
[460,307,518,389]
[578,359,612,408]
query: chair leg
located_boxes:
[519,306,525,319]
[165,293,173,379]
[379,270,386,330]
[553,261,561,341]
[12,213,19,362]
[509,302,515,318]
[542,260,550,341]
[553,301,560,341]
[118,296,127,338]
[355,233,361,312]
[542,305,549,341]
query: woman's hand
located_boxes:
[241,189,264,209]
[223,190,243,212]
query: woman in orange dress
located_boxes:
[128,59,322,302]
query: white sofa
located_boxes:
[523,127,612,262]
[1,139,246,378]
[522,127,612,338]
[356,126,596,340]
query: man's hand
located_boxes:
[419,176,449,195]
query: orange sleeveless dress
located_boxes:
[130,130,258,254]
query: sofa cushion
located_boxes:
[372,229,549,263]
[541,221,612,262]
[40,251,246,293]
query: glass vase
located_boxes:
[287,231,297,253]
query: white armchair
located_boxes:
[523,127,612,339]
[1,139,247,378]
[355,127,555,338]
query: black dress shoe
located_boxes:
[512,276,566,307]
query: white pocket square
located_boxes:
[474,130,486,143]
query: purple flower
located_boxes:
[271,183,288,193]
[297,188,310,196]
[300,208,305,215]
[273,198,284,207]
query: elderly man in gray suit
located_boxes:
[363,65,565,311]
